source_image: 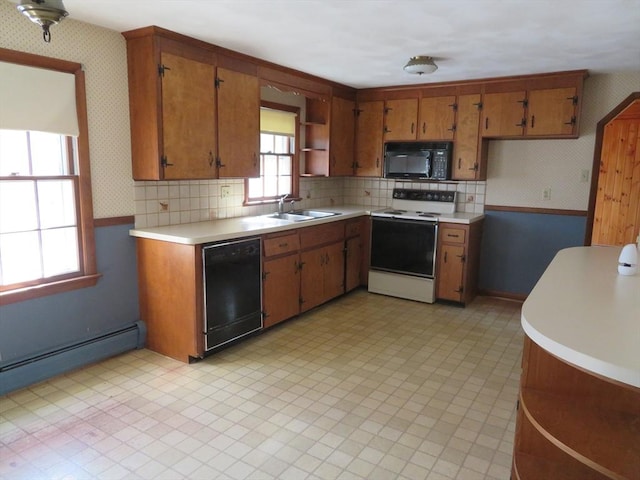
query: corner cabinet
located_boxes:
[436,220,483,304]
[122,27,259,180]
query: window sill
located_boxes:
[0,273,102,306]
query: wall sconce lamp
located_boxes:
[16,0,69,43]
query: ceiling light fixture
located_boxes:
[403,56,438,75]
[16,0,69,43]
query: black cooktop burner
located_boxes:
[416,211,440,217]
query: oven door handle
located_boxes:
[371,216,437,227]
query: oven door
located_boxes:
[370,217,437,278]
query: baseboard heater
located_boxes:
[0,321,146,396]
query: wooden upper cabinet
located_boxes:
[329,95,356,176]
[123,29,218,180]
[161,52,217,180]
[216,67,260,178]
[355,100,384,176]
[482,91,527,137]
[526,87,577,136]
[418,95,457,140]
[384,98,419,141]
[453,93,483,180]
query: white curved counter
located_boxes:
[522,246,640,388]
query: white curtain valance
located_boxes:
[260,108,296,136]
[0,61,79,137]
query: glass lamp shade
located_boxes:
[618,244,638,276]
[403,56,438,75]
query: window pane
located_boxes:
[264,176,278,197]
[279,155,292,175]
[278,176,292,196]
[263,155,278,176]
[38,179,76,229]
[30,131,68,175]
[273,135,291,154]
[0,231,41,284]
[41,227,79,277]
[0,130,30,176]
[260,133,274,153]
[247,177,262,199]
[0,180,38,233]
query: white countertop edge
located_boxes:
[129,206,485,245]
[130,208,370,245]
[521,315,640,388]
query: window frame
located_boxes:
[244,101,300,205]
[0,48,99,305]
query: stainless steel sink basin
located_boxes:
[266,212,314,222]
[291,210,340,218]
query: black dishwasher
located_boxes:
[202,237,262,352]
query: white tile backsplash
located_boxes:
[133,176,486,228]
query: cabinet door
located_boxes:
[384,98,418,141]
[299,248,325,312]
[482,91,527,137]
[453,94,482,180]
[418,96,456,140]
[355,100,384,176]
[216,67,260,178]
[527,87,577,136]
[323,241,346,300]
[330,96,356,176]
[263,254,300,328]
[161,52,217,180]
[437,244,465,302]
[345,235,362,292]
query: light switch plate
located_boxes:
[220,185,231,198]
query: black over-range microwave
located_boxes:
[383,141,453,180]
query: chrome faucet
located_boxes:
[277,194,289,214]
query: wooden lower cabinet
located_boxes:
[345,218,366,292]
[262,253,300,328]
[263,217,366,327]
[513,336,640,479]
[436,220,483,304]
[136,238,202,362]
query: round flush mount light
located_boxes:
[403,56,438,75]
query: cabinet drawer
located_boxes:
[300,221,344,249]
[263,233,300,257]
[345,219,362,238]
[440,226,466,244]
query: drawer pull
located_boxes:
[447,234,460,238]
[278,242,288,248]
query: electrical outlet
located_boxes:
[580,169,590,183]
[220,185,231,198]
[542,187,552,201]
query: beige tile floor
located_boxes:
[0,290,523,480]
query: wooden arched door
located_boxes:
[586,92,640,246]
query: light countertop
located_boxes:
[129,205,485,245]
[521,246,640,388]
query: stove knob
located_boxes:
[426,193,432,200]
[433,193,440,201]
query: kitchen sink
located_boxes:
[266,212,315,222]
[290,210,340,218]
[256,210,341,223]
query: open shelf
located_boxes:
[513,337,640,480]
[521,389,638,479]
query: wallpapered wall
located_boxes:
[487,72,640,210]
[0,2,133,219]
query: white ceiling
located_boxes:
[60,0,640,88]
